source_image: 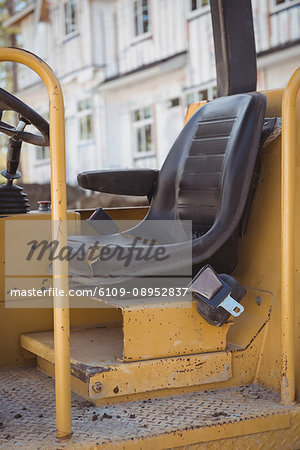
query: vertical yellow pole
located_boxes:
[0,48,72,437]
[281,67,300,404]
[50,79,72,439]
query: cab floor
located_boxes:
[0,367,298,449]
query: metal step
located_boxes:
[0,367,299,449]
[20,327,232,404]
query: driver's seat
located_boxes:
[70,93,272,283]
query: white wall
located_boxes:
[259,51,300,90]
[185,7,215,88]
[101,67,186,171]
[12,0,300,186]
[116,0,186,76]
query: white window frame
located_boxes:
[133,106,154,159]
[188,0,210,17]
[35,145,50,163]
[32,110,50,165]
[190,0,209,10]
[63,0,77,38]
[270,0,300,12]
[166,97,181,109]
[78,99,93,144]
[185,85,217,108]
[133,0,151,39]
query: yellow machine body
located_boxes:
[0,48,299,448]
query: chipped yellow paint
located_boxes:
[21,328,232,401]
[121,300,231,360]
[34,330,265,407]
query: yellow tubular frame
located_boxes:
[0,48,71,437]
[281,68,300,404]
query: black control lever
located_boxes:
[0,118,30,214]
[1,119,27,184]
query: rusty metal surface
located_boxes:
[20,329,232,400]
[87,351,231,400]
[0,367,299,449]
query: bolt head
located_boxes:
[256,296,262,306]
[92,382,103,393]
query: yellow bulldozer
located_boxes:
[0,0,299,448]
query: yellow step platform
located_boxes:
[20,327,232,404]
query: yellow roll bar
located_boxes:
[281,68,300,404]
[0,48,71,437]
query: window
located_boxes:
[133,107,153,155]
[212,86,217,99]
[185,86,217,106]
[275,0,294,4]
[78,99,92,142]
[186,89,208,106]
[133,0,150,36]
[167,98,181,108]
[190,0,209,11]
[64,0,77,36]
[36,146,50,161]
[35,111,50,161]
[271,0,299,10]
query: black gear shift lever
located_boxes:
[1,118,28,183]
[0,118,30,214]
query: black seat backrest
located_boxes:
[144,93,266,271]
[76,93,267,277]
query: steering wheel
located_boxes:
[0,87,49,146]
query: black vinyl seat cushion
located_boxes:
[70,93,268,283]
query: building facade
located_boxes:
[4,0,300,184]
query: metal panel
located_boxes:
[88,351,231,399]
[121,299,231,361]
[227,287,273,350]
